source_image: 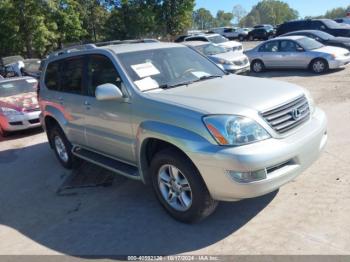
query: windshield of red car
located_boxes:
[0,79,37,97]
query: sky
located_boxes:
[195,0,349,18]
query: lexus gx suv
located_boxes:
[39,40,327,223]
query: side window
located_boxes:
[280,40,297,52]
[224,28,233,33]
[87,55,121,97]
[259,41,279,52]
[45,61,60,91]
[186,37,208,42]
[60,57,84,94]
[311,21,326,30]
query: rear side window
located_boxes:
[45,61,60,91]
[60,56,84,94]
[87,55,121,97]
[186,37,208,42]
[259,41,279,52]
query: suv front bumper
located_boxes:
[189,108,327,201]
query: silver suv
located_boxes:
[39,40,327,223]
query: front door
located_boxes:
[278,40,307,68]
[83,54,135,164]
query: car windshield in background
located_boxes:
[195,44,229,56]
[1,56,24,66]
[24,59,41,73]
[117,47,224,92]
[297,37,324,50]
[208,35,228,44]
[323,19,349,29]
[314,31,335,40]
[0,79,37,97]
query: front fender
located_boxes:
[136,121,211,184]
[43,104,69,133]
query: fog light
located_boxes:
[226,169,267,183]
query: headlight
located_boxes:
[0,107,23,116]
[217,59,232,65]
[203,115,271,146]
[303,89,315,115]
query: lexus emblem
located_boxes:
[291,108,302,120]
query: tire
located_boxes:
[48,125,76,169]
[239,35,245,42]
[310,58,329,74]
[0,125,8,137]
[251,60,265,73]
[249,35,254,41]
[150,148,218,223]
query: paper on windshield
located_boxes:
[1,84,14,89]
[131,62,160,78]
[134,77,159,91]
[191,71,211,78]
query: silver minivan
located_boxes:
[39,41,327,223]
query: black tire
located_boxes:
[310,58,329,74]
[251,60,265,73]
[150,148,218,223]
[48,125,76,169]
[0,125,8,137]
[239,35,245,41]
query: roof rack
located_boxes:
[47,39,159,59]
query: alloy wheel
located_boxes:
[158,164,193,212]
[54,135,69,163]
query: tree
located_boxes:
[193,8,215,30]
[162,0,195,37]
[240,0,298,26]
[232,5,246,25]
[215,10,233,27]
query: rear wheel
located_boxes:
[251,60,265,73]
[49,126,76,169]
[310,59,329,74]
[150,148,218,223]
[239,35,245,41]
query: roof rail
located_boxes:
[47,39,159,59]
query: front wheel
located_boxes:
[310,59,329,74]
[150,148,218,223]
[0,125,8,137]
[239,35,245,41]
[251,60,265,73]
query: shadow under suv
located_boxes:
[39,40,327,223]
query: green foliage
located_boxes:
[240,0,299,26]
[215,10,234,27]
[193,8,215,30]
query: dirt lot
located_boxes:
[0,41,350,256]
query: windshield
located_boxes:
[297,37,324,50]
[195,44,229,56]
[24,59,41,73]
[0,79,37,97]
[207,35,228,44]
[322,19,348,29]
[117,47,224,92]
[313,31,334,40]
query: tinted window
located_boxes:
[45,61,60,91]
[60,57,84,94]
[259,41,279,52]
[186,37,208,42]
[297,37,324,50]
[87,55,121,97]
[280,40,297,52]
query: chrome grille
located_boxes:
[261,95,310,134]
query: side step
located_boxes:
[72,147,140,180]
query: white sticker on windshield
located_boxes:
[26,79,37,83]
[134,77,159,91]
[131,62,160,78]
[191,71,211,78]
[1,84,14,89]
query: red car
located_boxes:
[0,77,41,137]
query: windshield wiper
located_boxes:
[193,75,223,83]
[158,81,194,90]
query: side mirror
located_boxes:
[297,47,305,52]
[95,83,124,101]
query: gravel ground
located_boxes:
[0,41,349,256]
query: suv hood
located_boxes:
[147,75,304,115]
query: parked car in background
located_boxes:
[276,19,350,37]
[210,27,250,41]
[39,40,327,223]
[254,24,274,30]
[247,27,275,41]
[281,30,350,51]
[0,55,25,78]
[180,34,244,52]
[184,41,250,74]
[245,36,350,74]
[334,18,350,25]
[175,34,190,43]
[23,59,42,78]
[0,77,41,136]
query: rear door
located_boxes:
[257,41,281,67]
